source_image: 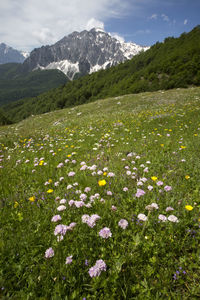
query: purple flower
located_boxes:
[45,247,54,258]
[157,181,163,186]
[68,171,75,177]
[51,215,62,222]
[99,227,112,239]
[65,255,73,264]
[88,259,107,277]
[54,224,68,236]
[135,189,146,198]
[164,185,172,192]
[118,219,128,229]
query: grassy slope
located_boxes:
[0,87,200,298]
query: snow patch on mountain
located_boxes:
[38,60,79,80]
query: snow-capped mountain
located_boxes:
[22,28,149,80]
[0,43,29,64]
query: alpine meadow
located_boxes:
[0,23,200,299]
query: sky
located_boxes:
[0,0,199,52]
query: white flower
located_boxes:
[138,213,148,221]
[168,215,179,223]
[158,214,167,222]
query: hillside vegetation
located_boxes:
[0,63,68,106]
[3,25,200,123]
[1,87,200,298]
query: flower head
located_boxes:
[45,247,54,258]
[99,227,112,238]
[185,205,193,211]
[118,219,128,229]
[98,179,106,186]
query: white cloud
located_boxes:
[86,18,105,31]
[110,33,125,42]
[0,0,130,51]
[150,14,157,20]
[161,14,170,22]
[184,19,188,25]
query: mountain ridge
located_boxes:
[0,43,29,64]
[22,28,149,80]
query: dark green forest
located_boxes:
[2,26,200,124]
[0,63,68,106]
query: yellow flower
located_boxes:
[29,196,35,202]
[14,201,19,208]
[185,175,190,180]
[67,154,71,158]
[185,205,193,211]
[151,176,158,181]
[180,146,186,149]
[39,160,44,166]
[103,172,107,176]
[48,179,52,183]
[47,189,54,193]
[98,179,106,186]
[160,144,164,147]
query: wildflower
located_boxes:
[168,215,179,223]
[84,187,91,193]
[118,219,128,229]
[89,259,107,278]
[45,247,54,258]
[185,175,190,180]
[164,185,172,191]
[107,172,115,177]
[14,201,19,208]
[98,179,106,186]
[57,205,66,211]
[65,255,73,265]
[54,224,68,236]
[151,176,157,181]
[157,181,163,186]
[107,191,112,196]
[123,187,128,192]
[47,189,53,193]
[166,206,174,212]
[138,213,148,221]
[68,171,75,177]
[185,205,193,211]
[51,215,62,222]
[145,203,159,211]
[148,185,153,191]
[60,199,67,204]
[29,196,35,202]
[99,227,112,239]
[135,189,146,198]
[111,205,117,211]
[158,214,167,222]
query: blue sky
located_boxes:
[106,0,200,46]
[0,0,199,51]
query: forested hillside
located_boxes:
[0,63,68,106]
[3,26,200,123]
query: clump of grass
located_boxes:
[0,87,200,299]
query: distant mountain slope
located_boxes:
[0,43,28,64]
[3,26,200,123]
[0,63,68,106]
[22,28,149,80]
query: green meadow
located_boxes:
[1,87,200,299]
